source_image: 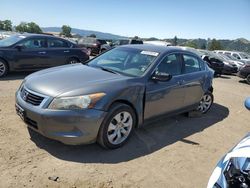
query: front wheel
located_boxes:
[97,103,136,149]
[197,92,214,114]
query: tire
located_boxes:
[0,59,8,77]
[67,57,80,64]
[246,75,250,85]
[196,92,214,114]
[87,48,92,56]
[97,103,136,149]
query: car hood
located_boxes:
[24,64,126,97]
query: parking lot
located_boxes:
[0,73,249,188]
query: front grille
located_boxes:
[20,87,44,106]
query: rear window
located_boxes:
[131,40,143,44]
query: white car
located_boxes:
[143,40,171,47]
[214,50,250,63]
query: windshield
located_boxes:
[0,35,26,47]
[239,52,250,59]
[88,47,159,77]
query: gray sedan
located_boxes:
[15,45,214,149]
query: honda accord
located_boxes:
[16,45,214,149]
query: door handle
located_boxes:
[38,51,46,54]
[64,50,70,53]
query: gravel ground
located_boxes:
[0,73,249,188]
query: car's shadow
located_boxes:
[28,103,229,164]
[239,80,249,85]
[0,72,34,81]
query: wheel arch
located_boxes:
[108,100,139,128]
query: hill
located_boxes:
[42,27,126,39]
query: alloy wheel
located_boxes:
[197,93,213,113]
[107,111,133,145]
[0,61,6,77]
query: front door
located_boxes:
[13,37,50,70]
[144,53,185,120]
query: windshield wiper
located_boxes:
[99,67,120,75]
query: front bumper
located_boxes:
[222,65,238,74]
[15,89,107,145]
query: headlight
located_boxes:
[48,93,106,110]
[224,61,229,65]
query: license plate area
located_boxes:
[15,103,26,121]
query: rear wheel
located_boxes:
[97,103,136,149]
[246,75,250,85]
[67,57,80,64]
[197,92,214,114]
[0,60,8,77]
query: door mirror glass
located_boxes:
[152,72,172,82]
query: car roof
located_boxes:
[14,33,67,40]
[118,44,198,55]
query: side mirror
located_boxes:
[152,72,172,82]
[245,97,250,111]
[15,44,24,51]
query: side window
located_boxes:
[183,54,201,73]
[21,38,46,49]
[156,54,182,76]
[48,39,69,48]
[232,53,240,60]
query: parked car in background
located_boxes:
[214,50,250,63]
[216,53,245,70]
[201,55,224,75]
[77,37,107,55]
[111,39,143,46]
[15,45,214,149]
[238,63,250,84]
[199,50,238,75]
[143,40,171,47]
[0,34,89,77]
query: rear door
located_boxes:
[47,38,72,67]
[181,53,206,107]
[13,37,49,70]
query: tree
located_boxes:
[15,22,42,33]
[15,22,28,33]
[0,20,12,31]
[88,34,96,38]
[185,41,198,49]
[200,43,206,50]
[173,36,178,46]
[27,22,42,33]
[60,25,72,37]
[208,39,223,51]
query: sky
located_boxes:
[1,0,250,40]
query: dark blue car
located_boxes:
[0,34,89,77]
[15,45,214,149]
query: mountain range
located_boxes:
[42,27,125,39]
[42,27,250,53]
